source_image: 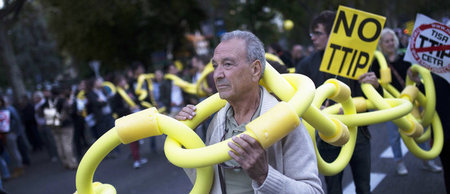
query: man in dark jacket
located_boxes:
[85,77,115,139]
[296,10,379,194]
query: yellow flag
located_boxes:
[320,6,386,79]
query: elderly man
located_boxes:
[176,30,323,194]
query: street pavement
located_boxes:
[3,123,446,194]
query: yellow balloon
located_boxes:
[284,19,294,31]
[164,61,214,97]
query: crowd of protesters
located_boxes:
[0,48,308,189]
[0,10,448,194]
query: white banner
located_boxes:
[0,110,11,133]
[404,14,450,83]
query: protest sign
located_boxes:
[320,6,386,79]
[404,14,450,83]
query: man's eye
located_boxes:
[224,63,232,67]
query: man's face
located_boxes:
[212,38,260,101]
[43,90,51,98]
[191,57,199,69]
[134,66,145,77]
[155,70,164,82]
[191,57,204,71]
[168,65,178,75]
[94,78,103,89]
[78,81,86,91]
[292,45,304,59]
[311,24,329,51]
[32,95,40,104]
[118,78,128,88]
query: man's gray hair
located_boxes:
[221,30,266,77]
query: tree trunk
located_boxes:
[0,21,26,100]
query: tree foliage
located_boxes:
[10,2,62,88]
[0,0,27,99]
[40,0,206,73]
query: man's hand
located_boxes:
[407,67,421,85]
[228,134,268,185]
[358,72,379,88]
[175,105,196,120]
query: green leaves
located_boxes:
[40,0,206,72]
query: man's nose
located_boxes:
[214,65,224,79]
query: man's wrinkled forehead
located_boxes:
[213,39,246,62]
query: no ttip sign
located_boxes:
[410,22,450,73]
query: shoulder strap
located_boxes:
[117,87,138,108]
[218,165,227,194]
[388,63,406,88]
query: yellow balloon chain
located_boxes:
[75,63,327,194]
[164,62,214,97]
[370,51,443,159]
[316,51,443,174]
[116,87,138,108]
[134,73,160,109]
[75,55,443,193]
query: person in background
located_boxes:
[0,96,26,177]
[192,54,214,96]
[71,80,90,161]
[111,74,148,168]
[18,95,43,153]
[85,77,115,140]
[13,96,33,166]
[291,44,305,66]
[85,77,120,158]
[267,43,293,68]
[0,143,11,181]
[40,87,78,170]
[152,69,167,111]
[433,74,450,193]
[191,54,214,139]
[167,64,185,116]
[148,68,169,153]
[129,61,153,106]
[305,45,315,57]
[33,91,58,162]
[371,28,442,175]
[0,142,10,193]
[130,61,146,91]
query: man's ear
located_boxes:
[251,60,262,81]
